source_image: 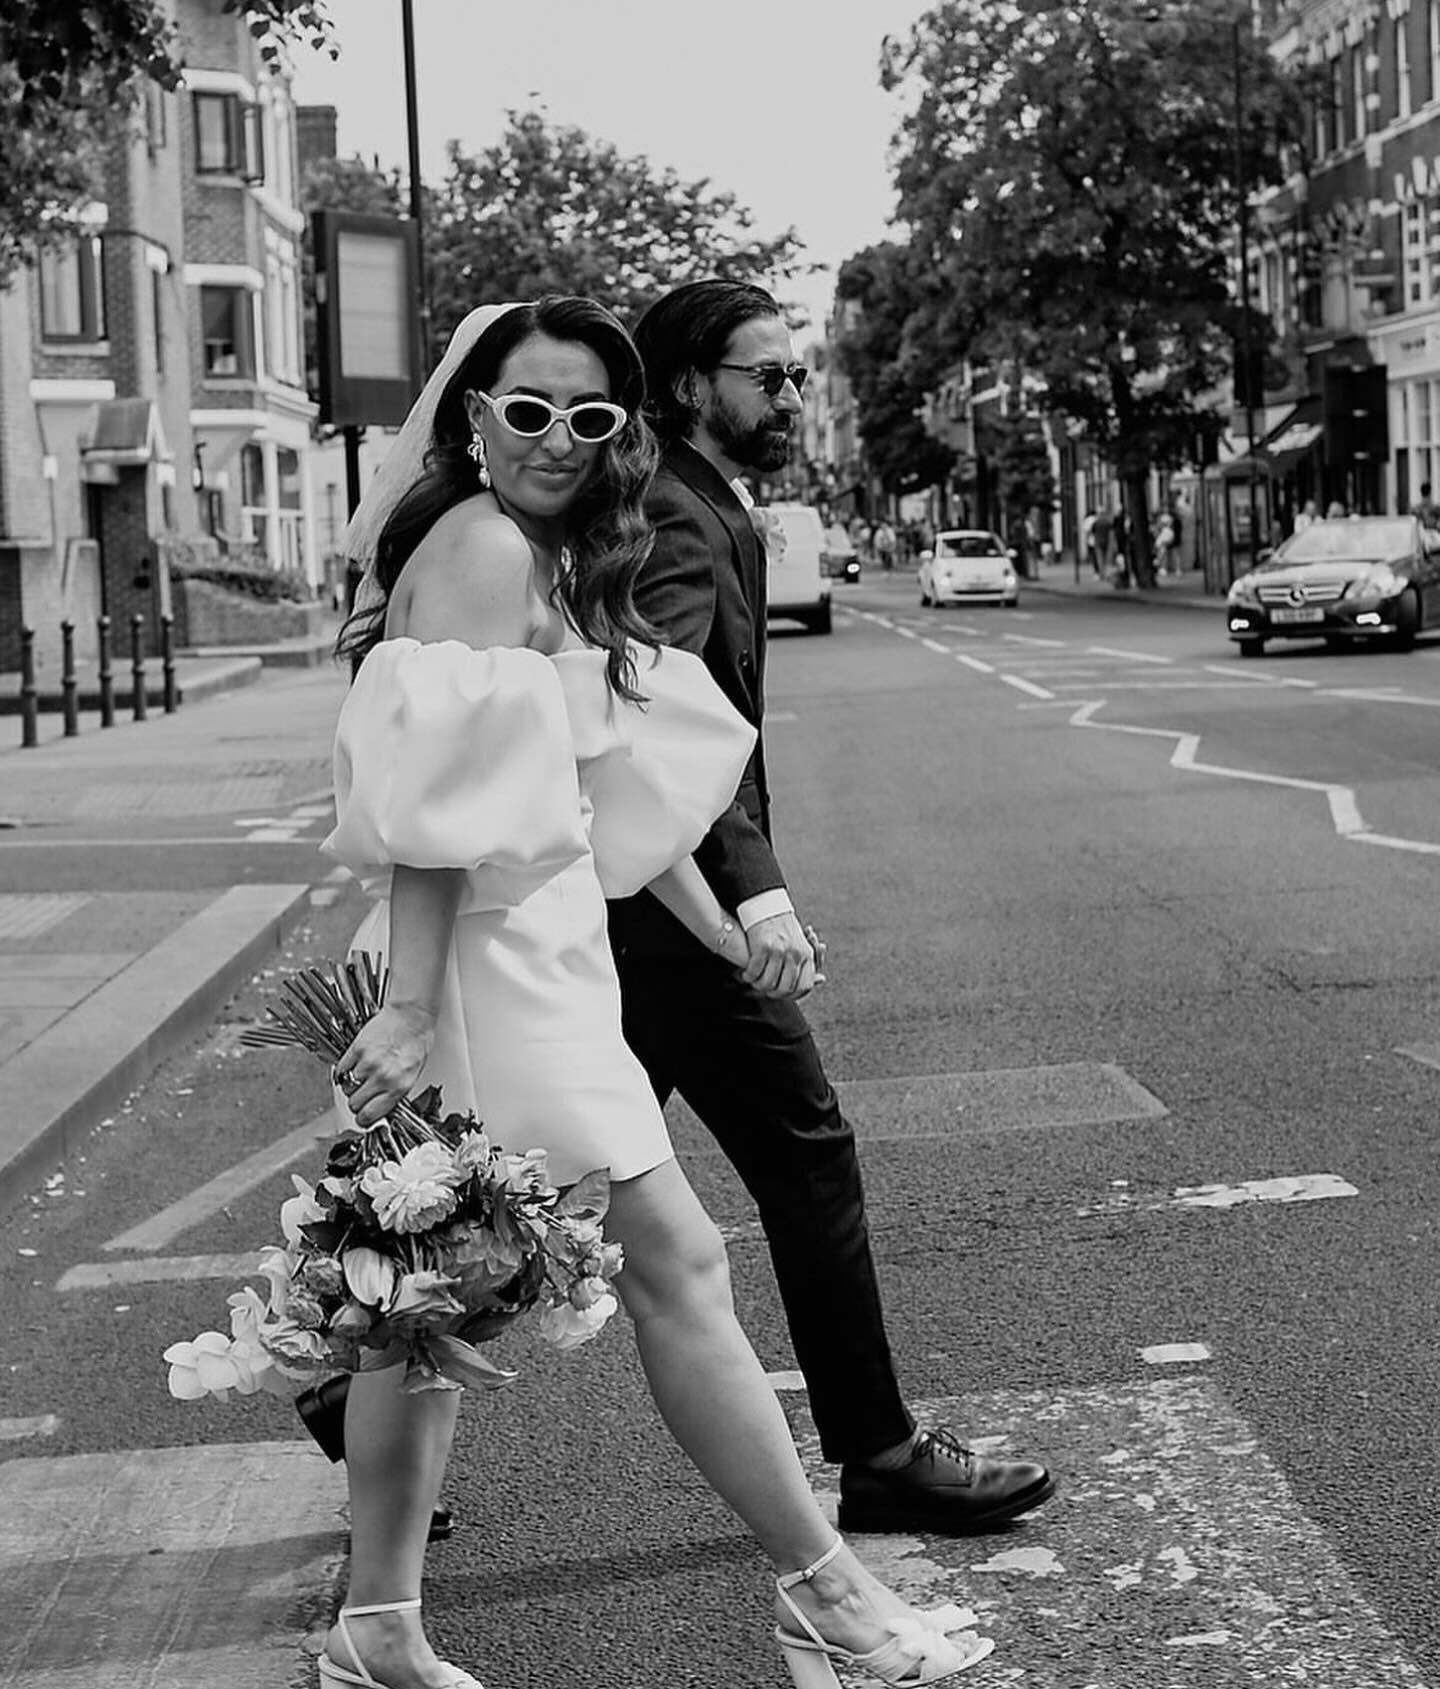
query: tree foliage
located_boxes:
[835,242,955,498]
[425,110,809,343]
[0,0,336,281]
[876,0,1309,541]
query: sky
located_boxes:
[286,0,934,341]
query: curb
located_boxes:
[0,882,310,1213]
[1022,576,1217,612]
[0,656,263,715]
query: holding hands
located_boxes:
[731,910,827,1000]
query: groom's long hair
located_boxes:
[337,296,660,702]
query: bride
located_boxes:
[317,295,994,1689]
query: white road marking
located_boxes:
[1142,1343,1213,1364]
[956,653,995,673]
[1068,699,1440,857]
[1077,1173,1357,1217]
[102,1113,330,1253]
[1204,664,1316,686]
[1000,674,1054,699]
[0,1414,59,1441]
[58,1251,265,1290]
[921,637,951,654]
[795,1381,1429,1682]
[1085,646,1174,663]
[1003,633,1067,647]
[1396,1043,1440,1070]
[767,1371,807,1392]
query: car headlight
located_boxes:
[1346,566,1403,599]
[1227,576,1260,605]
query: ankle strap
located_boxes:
[339,1598,422,1617]
[776,1534,843,1593]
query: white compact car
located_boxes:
[762,503,833,634]
[919,530,1020,608]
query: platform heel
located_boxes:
[774,1537,996,1688]
[317,1598,485,1688]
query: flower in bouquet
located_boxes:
[164,958,625,1402]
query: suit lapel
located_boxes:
[666,443,764,621]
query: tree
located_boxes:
[0,0,336,282]
[881,0,1307,577]
[834,242,955,501]
[426,109,808,345]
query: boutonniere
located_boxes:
[749,506,788,564]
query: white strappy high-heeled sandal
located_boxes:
[774,1537,995,1687]
[317,1598,485,1689]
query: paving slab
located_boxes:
[0,1441,344,1689]
[0,883,309,1207]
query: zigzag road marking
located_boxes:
[1068,699,1440,857]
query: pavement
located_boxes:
[0,643,348,1216]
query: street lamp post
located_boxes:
[1233,12,1262,581]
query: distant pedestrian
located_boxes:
[1090,508,1114,579]
[873,519,896,571]
[1293,499,1318,535]
[1153,509,1178,576]
[1412,482,1440,529]
[1325,499,1347,519]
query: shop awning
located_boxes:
[1260,398,1323,474]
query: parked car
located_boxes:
[822,523,860,583]
[1225,514,1440,656]
[919,530,1020,607]
[762,503,833,634]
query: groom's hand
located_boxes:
[741,911,819,1000]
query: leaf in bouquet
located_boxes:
[299,1216,352,1256]
[554,1167,612,1224]
[426,1333,520,1392]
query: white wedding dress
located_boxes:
[322,637,754,1183]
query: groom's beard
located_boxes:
[707,393,793,472]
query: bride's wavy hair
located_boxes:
[336,296,661,700]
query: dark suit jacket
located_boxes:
[607,440,787,960]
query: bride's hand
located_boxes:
[334,1002,436,1128]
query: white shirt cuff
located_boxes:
[737,889,793,929]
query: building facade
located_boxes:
[1249,0,1440,527]
[0,0,316,678]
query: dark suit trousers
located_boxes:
[615,953,915,1465]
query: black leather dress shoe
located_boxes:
[838,1427,1055,1535]
[296,1375,455,1542]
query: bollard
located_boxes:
[130,613,148,721]
[60,620,79,737]
[19,626,38,749]
[160,614,177,713]
[97,614,115,727]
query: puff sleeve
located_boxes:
[322,638,589,910]
[552,645,755,898]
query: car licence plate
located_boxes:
[1271,606,1324,624]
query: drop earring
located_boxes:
[467,430,491,490]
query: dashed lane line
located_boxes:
[1000,674,1054,699]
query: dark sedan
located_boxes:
[1226,515,1440,656]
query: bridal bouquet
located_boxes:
[163,957,623,1403]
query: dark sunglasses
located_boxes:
[477,391,629,443]
[714,362,809,398]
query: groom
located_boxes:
[609,280,1055,1533]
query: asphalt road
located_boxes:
[4,579,1440,1688]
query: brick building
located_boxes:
[1248,0,1440,523]
[0,0,317,679]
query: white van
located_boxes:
[761,502,833,634]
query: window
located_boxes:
[1353,49,1366,139]
[151,268,165,373]
[39,236,106,341]
[1331,56,1346,148]
[193,91,264,179]
[1399,20,1413,120]
[145,84,168,153]
[201,285,254,377]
